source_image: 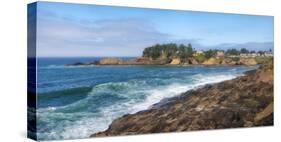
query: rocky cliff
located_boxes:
[202,58,220,65]
[91,61,273,137]
[239,57,258,65]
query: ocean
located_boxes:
[36,57,258,140]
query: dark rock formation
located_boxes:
[66,62,85,66]
[91,61,273,137]
[65,61,100,66]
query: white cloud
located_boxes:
[37,13,174,57]
[36,10,273,57]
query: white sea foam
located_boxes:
[37,73,241,140]
[131,74,238,112]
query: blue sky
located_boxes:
[35,2,273,57]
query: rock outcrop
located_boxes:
[239,58,258,65]
[134,57,152,64]
[170,58,181,65]
[66,56,260,66]
[202,58,220,65]
[189,58,199,64]
[66,57,171,66]
[221,58,238,65]
[99,58,122,65]
[92,62,273,137]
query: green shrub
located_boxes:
[255,56,273,64]
[195,54,206,63]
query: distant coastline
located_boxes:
[66,43,273,66]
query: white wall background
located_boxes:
[0,0,280,142]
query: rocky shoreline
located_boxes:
[91,61,273,137]
[66,56,262,66]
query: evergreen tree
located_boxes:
[142,43,193,60]
[240,48,249,54]
[226,48,240,56]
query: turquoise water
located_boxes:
[36,57,258,140]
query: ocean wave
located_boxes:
[36,72,241,140]
[131,73,238,112]
[38,87,92,100]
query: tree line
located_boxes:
[142,43,272,60]
[142,43,193,61]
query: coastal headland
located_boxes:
[91,60,273,137]
[66,43,273,66]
